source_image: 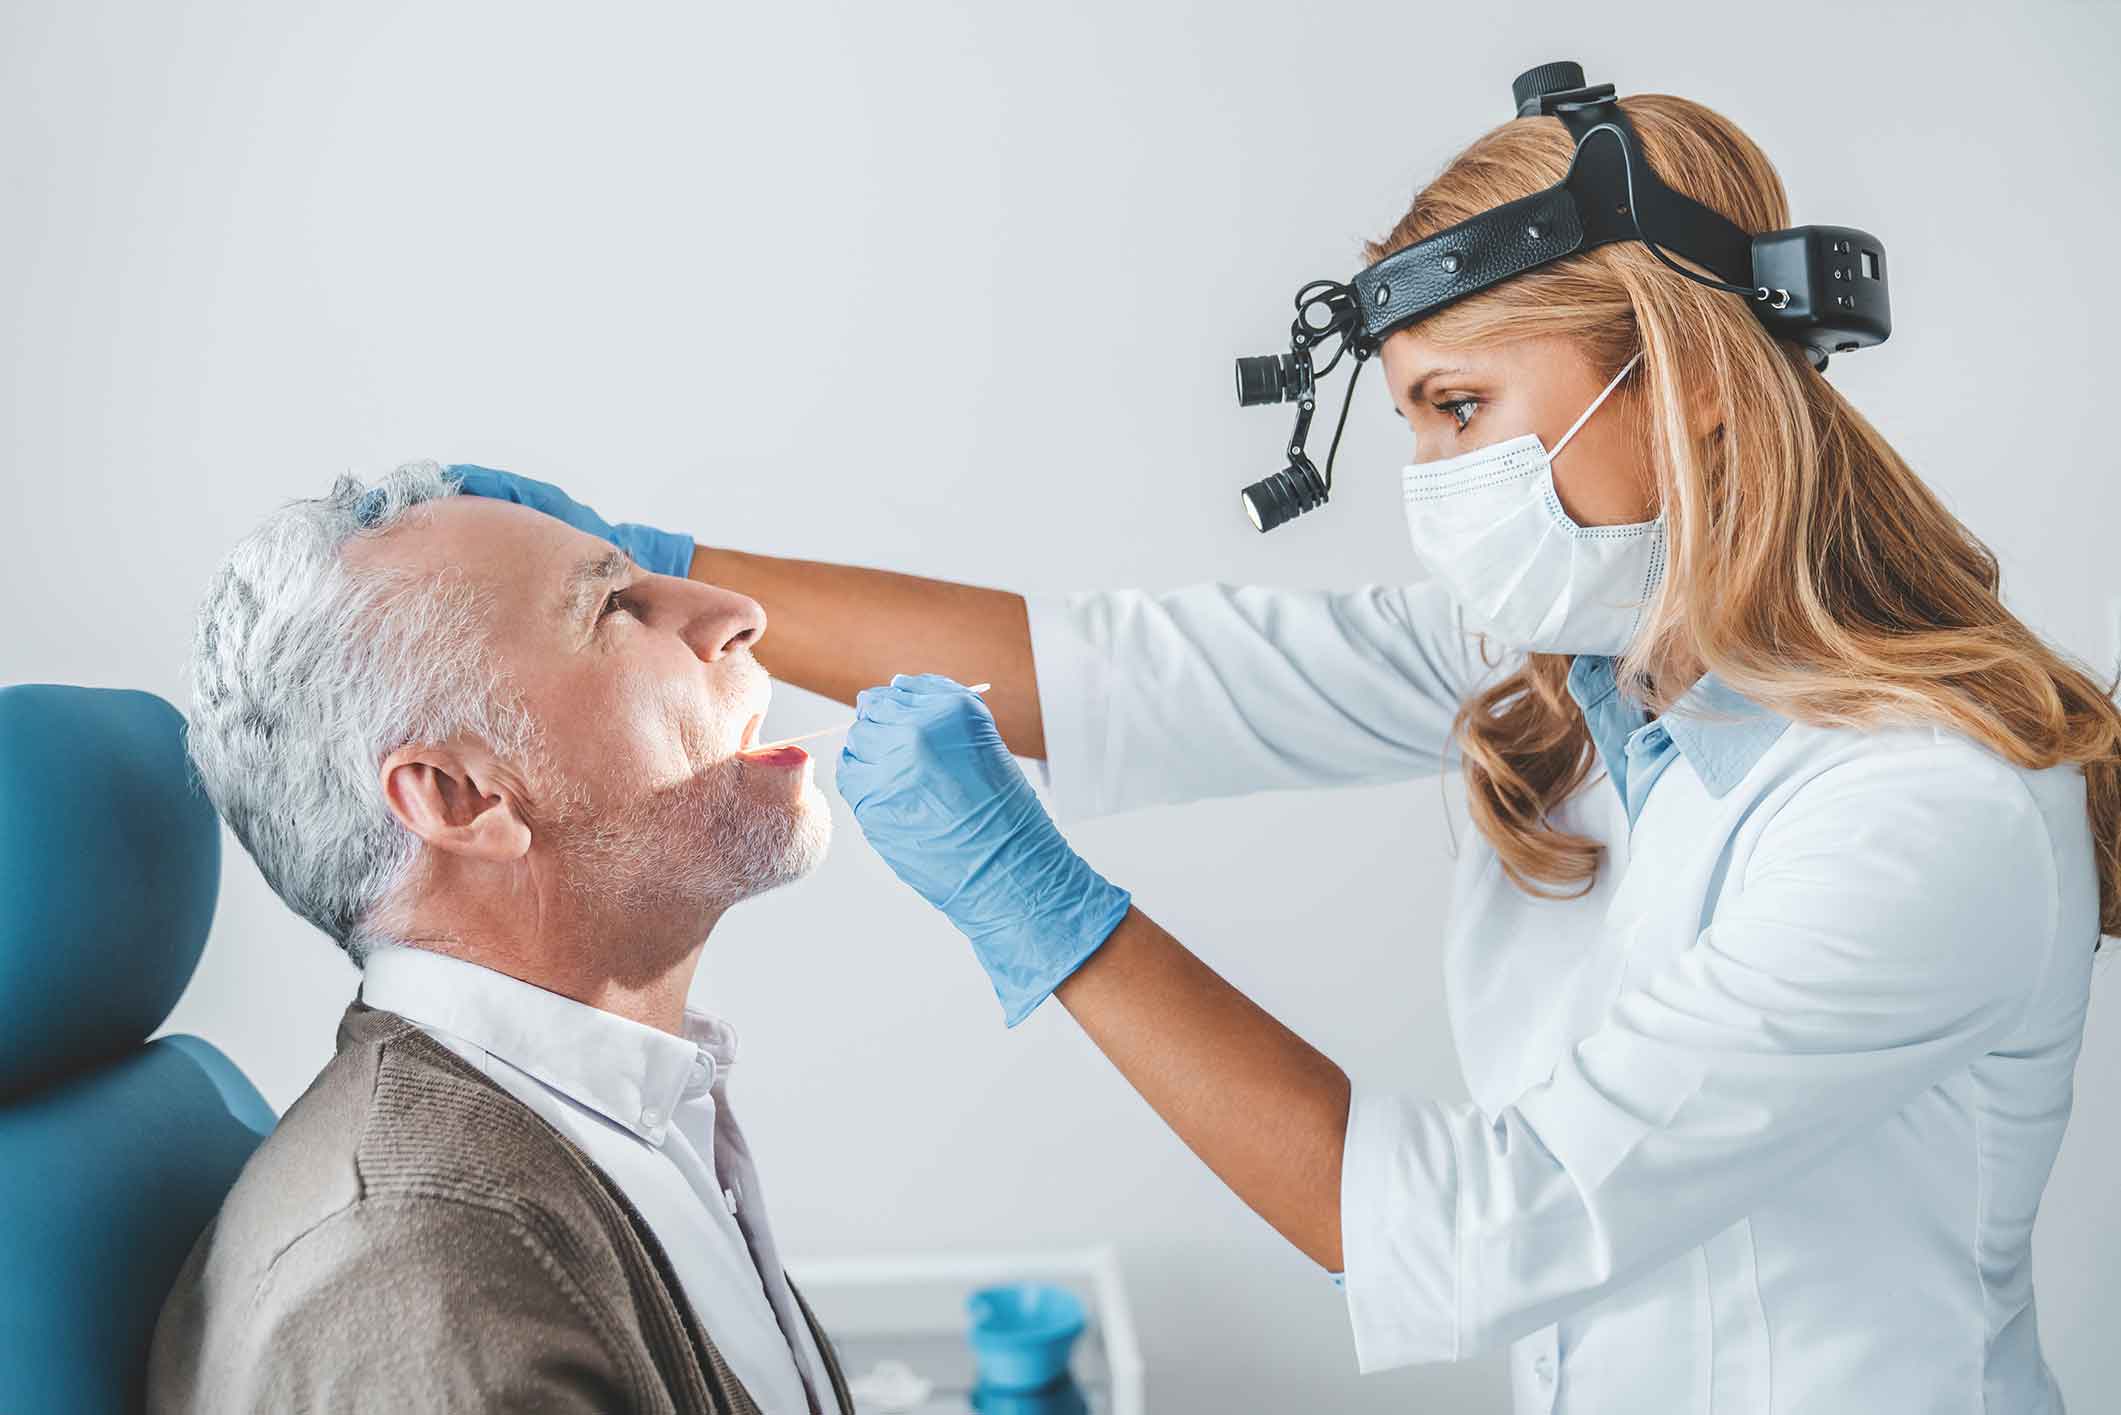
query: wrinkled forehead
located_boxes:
[339,495,616,643]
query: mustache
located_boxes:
[678,654,769,764]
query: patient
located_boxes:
[149,461,849,1413]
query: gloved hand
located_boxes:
[837,673,1133,1026]
[444,464,696,580]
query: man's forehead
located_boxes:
[349,495,548,560]
[342,495,614,612]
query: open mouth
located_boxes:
[733,706,809,770]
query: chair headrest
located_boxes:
[0,685,221,1096]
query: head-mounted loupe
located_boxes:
[1235,59,1893,533]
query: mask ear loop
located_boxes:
[1548,350,1644,462]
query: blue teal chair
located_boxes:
[0,684,276,1414]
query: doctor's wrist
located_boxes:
[975,873,1134,1028]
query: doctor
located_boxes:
[460,79,2119,1415]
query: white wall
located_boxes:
[5,1,2117,1408]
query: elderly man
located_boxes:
[150,461,850,1414]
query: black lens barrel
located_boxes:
[1235,345,1324,530]
[1240,464,1327,533]
[1234,352,1309,407]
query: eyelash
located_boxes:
[1434,397,1479,432]
[599,589,631,620]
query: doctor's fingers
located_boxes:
[841,702,928,767]
[833,747,882,807]
[445,464,572,511]
[851,690,925,736]
[854,683,921,715]
[839,722,915,766]
[855,686,989,734]
[888,672,977,698]
[833,742,929,811]
[358,462,553,527]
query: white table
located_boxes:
[787,1246,1145,1415]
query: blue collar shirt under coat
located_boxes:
[1025,577,2099,1415]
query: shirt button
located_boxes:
[1534,1354,1554,1385]
[723,1186,740,1216]
[640,1107,662,1129]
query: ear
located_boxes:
[378,742,532,862]
[1686,380,1725,446]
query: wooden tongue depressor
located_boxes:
[751,682,992,751]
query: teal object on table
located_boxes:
[966,1282,1088,1392]
[971,1376,1090,1414]
[0,684,276,1414]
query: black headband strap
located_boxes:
[1350,93,1756,345]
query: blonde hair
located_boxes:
[1367,94,2121,945]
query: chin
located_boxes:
[718,777,834,904]
[769,782,834,885]
[547,759,834,920]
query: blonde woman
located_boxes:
[457,79,2118,1414]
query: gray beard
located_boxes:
[540,754,832,936]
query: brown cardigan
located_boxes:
[148,1000,852,1414]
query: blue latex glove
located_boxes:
[837,673,1133,1026]
[439,464,696,579]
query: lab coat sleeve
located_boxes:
[1336,739,2065,1372]
[1023,578,1508,823]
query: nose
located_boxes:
[686,585,767,662]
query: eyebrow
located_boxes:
[1407,365,1471,402]
[558,548,633,628]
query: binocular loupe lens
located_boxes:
[1234,352,1309,407]
[1239,467,1323,533]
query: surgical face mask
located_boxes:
[1400,350,1661,657]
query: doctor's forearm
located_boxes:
[688,546,1045,757]
[1056,907,1351,1271]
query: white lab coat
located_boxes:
[1024,577,2100,1415]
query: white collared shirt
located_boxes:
[1024,577,2100,1415]
[359,944,832,1414]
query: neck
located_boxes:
[383,856,726,1036]
[1618,643,1708,713]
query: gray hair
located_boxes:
[184,460,540,966]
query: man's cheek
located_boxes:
[545,678,679,789]
[646,675,733,771]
